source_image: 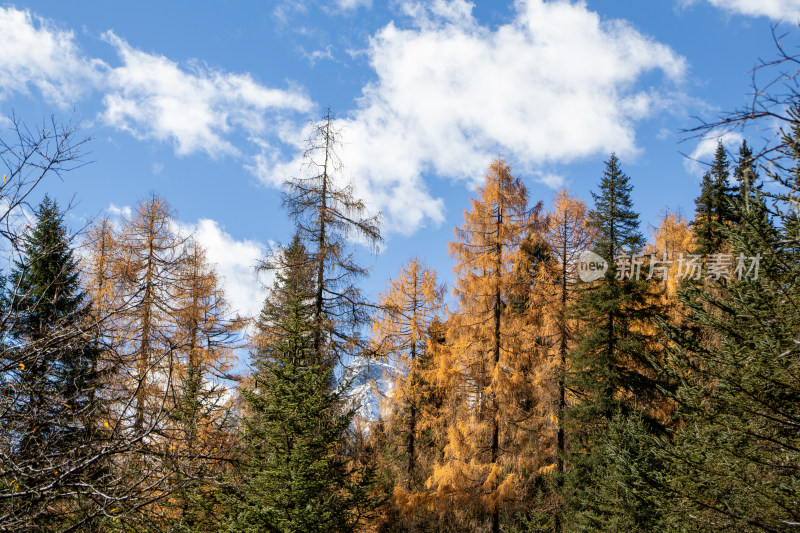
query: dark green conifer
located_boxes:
[563,155,669,530]
[225,235,377,533]
[0,195,104,527]
[6,195,99,451]
[692,141,737,255]
[567,155,664,422]
[656,119,800,531]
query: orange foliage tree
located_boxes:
[541,189,596,527]
[79,197,241,527]
[648,210,694,300]
[425,159,547,533]
[371,259,446,493]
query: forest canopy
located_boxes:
[1,28,800,533]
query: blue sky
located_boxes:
[0,0,798,326]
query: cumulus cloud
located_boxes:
[0,7,103,107]
[684,131,745,176]
[687,0,800,22]
[0,2,692,236]
[104,205,267,320]
[255,0,687,233]
[180,218,269,319]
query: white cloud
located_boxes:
[255,0,687,233]
[0,8,314,159]
[537,172,566,189]
[101,31,313,158]
[337,0,372,9]
[107,203,133,219]
[273,1,309,25]
[303,45,335,65]
[104,205,267,320]
[0,7,104,107]
[0,2,691,237]
[273,0,370,25]
[684,131,745,176]
[688,0,800,22]
[183,218,268,319]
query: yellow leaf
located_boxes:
[104,422,109,428]
[538,463,556,475]
[2,174,5,184]
[18,363,24,370]
[169,445,176,451]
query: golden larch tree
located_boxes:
[541,189,596,529]
[426,159,546,533]
[166,238,242,526]
[80,199,242,527]
[648,210,695,301]
[370,259,445,529]
[372,259,445,489]
[116,193,188,431]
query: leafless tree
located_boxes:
[281,109,382,368]
[0,121,238,531]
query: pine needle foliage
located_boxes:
[563,154,670,530]
[657,118,800,531]
[226,235,377,533]
[0,195,104,529]
[692,141,738,256]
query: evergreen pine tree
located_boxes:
[225,235,377,533]
[563,155,669,530]
[692,141,737,255]
[0,195,104,528]
[692,171,717,255]
[657,121,800,531]
[733,140,769,223]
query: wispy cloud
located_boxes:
[273,0,372,22]
[100,31,312,158]
[0,2,692,236]
[684,131,745,176]
[107,203,133,219]
[336,0,372,10]
[682,0,800,22]
[0,7,313,159]
[0,7,104,108]
[303,45,335,65]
